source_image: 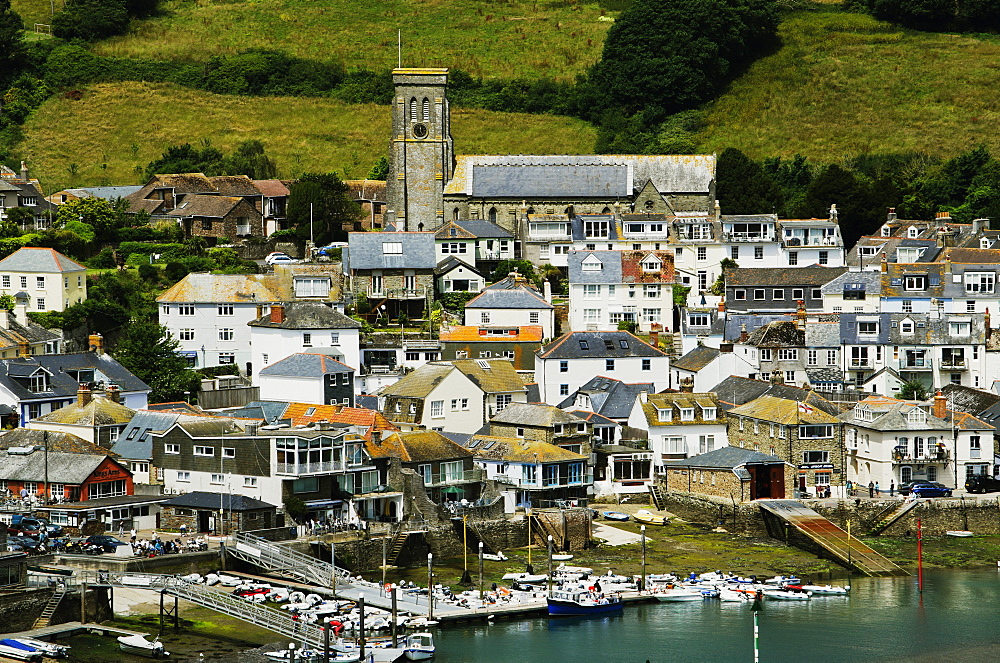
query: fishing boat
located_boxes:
[117,634,170,658]
[946,530,973,537]
[5,637,69,658]
[763,589,812,601]
[547,589,623,616]
[602,511,630,522]
[633,510,668,526]
[654,587,704,602]
[0,640,43,662]
[403,632,436,660]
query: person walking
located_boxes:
[868,481,875,498]
[875,482,881,497]
[890,481,895,497]
[130,528,137,545]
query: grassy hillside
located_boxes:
[18,82,599,193]
[698,11,1000,161]
[27,0,616,81]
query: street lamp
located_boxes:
[427,553,434,620]
[478,541,484,602]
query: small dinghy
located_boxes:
[0,640,43,662]
[6,637,69,658]
[552,553,574,561]
[763,589,811,601]
[654,588,703,602]
[403,632,436,660]
[602,511,630,522]
[719,588,753,603]
[482,551,508,561]
[117,634,170,658]
[946,530,973,537]
[797,584,850,596]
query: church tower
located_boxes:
[385,68,454,231]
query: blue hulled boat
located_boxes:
[547,590,624,616]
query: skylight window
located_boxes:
[579,340,589,350]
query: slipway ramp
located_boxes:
[757,500,908,577]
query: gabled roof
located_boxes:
[725,266,847,287]
[0,352,150,402]
[379,363,455,399]
[538,331,666,359]
[57,186,143,200]
[672,345,721,372]
[664,446,786,469]
[450,359,527,394]
[165,194,246,218]
[0,248,86,273]
[636,392,721,428]
[745,321,805,347]
[373,430,473,463]
[557,376,654,420]
[567,251,622,284]
[347,232,436,270]
[157,268,343,304]
[940,384,1000,416]
[567,410,618,427]
[821,270,883,296]
[278,403,397,437]
[0,450,121,484]
[33,394,136,426]
[161,491,274,511]
[249,301,361,330]
[114,411,228,460]
[728,394,840,425]
[490,402,582,427]
[259,353,355,377]
[710,376,839,415]
[464,286,553,310]
[253,179,291,197]
[434,256,482,277]
[0,429,112,456]
[208,175,259,197]
[466,435,587,463]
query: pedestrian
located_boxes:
[130,528,137,544]
[875,482,880,497]
[890,481,895,497]
[846,480,853,497]
[180,523,188,536]
[868,481,875,498]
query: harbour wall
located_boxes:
[0,588,111,634]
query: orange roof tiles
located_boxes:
[282,402,398,438]
[440,325,544,342]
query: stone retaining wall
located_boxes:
[0,588,111,634]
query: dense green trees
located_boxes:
[856,0,1000,32]
[51,0,163,41]
[143,140,277,180]
[0,0,23,89]
[113,320,201,402]
[285,173,360,245]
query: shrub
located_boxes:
[137,263,160,284]
[52,0,130,41]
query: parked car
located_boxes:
[903,481,953,498]
[965,475,1000,494]
[264,252,298,265]
[7,516,63,538]
[84,535,129,553]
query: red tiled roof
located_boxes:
[282,403,398,438]
[440,325,544,342]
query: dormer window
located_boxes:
[702,407,716,420]
[881,226,891,237]
[949,321,971,336]
[680,408,695,421]
[858,321,878,335]
[901,320,914,334]
[28,374,49,392]
[382,242,403,254]
[854,406,874,422]
[904,275,926,291]
[641,254,662,272]
[582,256,603,271]
[965,272,995,294]
[908,227,919,238]
[906,409,926,424]
[981,238,991,249]
[656,407,671,422]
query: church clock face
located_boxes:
[412,123,428,139]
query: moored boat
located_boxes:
[602,511,630,522]
[403,632,435,660]
[547,589,623,616]
[797,584,849,596]
[654,588,703,602]
[552,554,574,561]
[117,634,170,658]
[0,640,42,662]
[763,589,812,601]
[719,588,752,603]
[5,637,69,658]
[633,510,668,526]
[946,530,973,537]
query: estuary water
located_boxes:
[434,569,1000,662]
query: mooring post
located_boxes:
[358,593,366,661]
[173,595,179,631]
[390,585,398,648]
[323,617,331,663]
[158,590,164,633]
[80,581,87,624]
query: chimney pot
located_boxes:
[933,390,947,419]
[270,304,285,324]
[17,341,30,358]
[106,384,121,403]
[77,384,92,408]
[88,332,104,355]
[717,299,725,313]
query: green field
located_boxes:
[18,81,599,192]
[12,0,616,81]
[698,11,1000,161]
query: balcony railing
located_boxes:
[425,469,485,486]
[782,236,840,247]
[723,232,775,242]
[849,359,873,369]
[367,286,427,299]
[494,473,593,489]
[899,358,933,371]
[276,461,345,476]
[892,450,949,462]
[940,358,967,370]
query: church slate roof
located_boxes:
[471,165,630,198]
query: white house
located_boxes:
[258,353,355,406]
[0,247,87,312]
[464,274,555,340]
[535,331,669,405]
[627,390,727,473]
[249,302,361,383]
[567,249,676,333]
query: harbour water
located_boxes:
[433,569,1000,662]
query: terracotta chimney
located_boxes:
[270,304,285,324]
[770,370,784,385]
[679,376,694,393]
[17,341,29,358]
[649,322,661,349]
[106,384,121,403]
[88,333,104,355]
[77,384,92,408]
[739,323,748,343]
[933,390,947,419]
[880,253,888,273]
[717,299,725,313]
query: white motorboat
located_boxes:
[763,589,811,601]
[719,588,752,603]
[404,632,436,660]
[264,649,359,663]
[117,634,170,658]
[404,617,440,629]
[482,552,508,561]
[0,640,42,662]
[654,588,704,602]
[552,554,574,561]
[798,584,850,596]
[946,530,973,537]
[6,637,69,658]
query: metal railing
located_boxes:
[229,532,349,589]
[425,469,485,486]
[940,358,967,369]
[899,358,933,371]
[276,461,343,476]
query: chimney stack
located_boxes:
[933,390,947,419]
[19,161,28,183]
[739,323,748,343]
[887,208,897,223]
[0,307,9,330]
[77,384,92,408]
[717,299,725,313]
[256,304,264,319]
[270,303,285,324]
[828,203,838,223]
[543,280,552,304]
[639,390,648,404]
[371,429,382,446]
[986,308,992,343]
[88,332,104,355]
[649,322,661,349]
[679,376,694,393]
[17,341,29,358]
[106,384,121,403]
[796,300,807,330]
[13,292,28,327]
[770,370,784,385]
[880,253,888,273]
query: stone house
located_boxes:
[346,231,436,321]
[373,430,483,505]
[166,194,264,242]
[726,394,846,498]
[663,447,794,502]
[627,389,727,472]
[486,402,592,456]
[159,492,278,534]
[439,325,544,371]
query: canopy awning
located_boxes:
[304,500,343,509]
[440,486,466,494]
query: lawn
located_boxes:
[18,81,598,193]
[698,11,1000,161]
[32,0,618,81]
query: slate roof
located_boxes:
[0,450,119,484]
[445,154,716,197]
[347,232,436,270]
[571,215,620,241]
[728,394,840,425]
[672,345,721,372]
[557,376,654,420]
[435,219,512,239]
[59,186,143,200]
[464,286,553,310]
[567,251,622,284]
[725,266,848,287]
[248,301,361,330]
[663,446,786,469]
[0,248,86,273]
[379,363,454,399]
[525,383,541,403]
[804,321,841,348]
[434,256,482,277]
[722,315,786,343]
[439,326,544,343]
[259,353,355,377]
[0,317,62,350]
[940,384,1000,416]
[0,352,150,402]
[745,321,804,348]
[466,435,587,463]
[568,410,618,427]
[0,429,112,456]
[372,430,473,463]
[450,359,527,394]
[538,331,666,359]
[821,270,883,296]
[33,394,136,426]
[838,313,986,346]
[161,491,274,511]
[490,402,582,427]
[710,376,839,415]
[165,194,245,219]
